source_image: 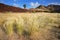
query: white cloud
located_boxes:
[49,3,60,5]
[30,2,40,8]
[31,2,34,7]
[13,3,20,7]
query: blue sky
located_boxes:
[0,0,60,8]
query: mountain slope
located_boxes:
[47,4,60,12]
[0,3,29,12]
[36,4,60,13]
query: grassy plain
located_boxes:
[0,13,60,40]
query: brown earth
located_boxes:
[0,3,29,13]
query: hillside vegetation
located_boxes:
[0,13,60,40]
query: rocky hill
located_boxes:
[47,4,60,13]
[36,5,50,12]
[0,3,29,13]
[36,4,60,13]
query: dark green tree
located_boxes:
[23,4,26,9]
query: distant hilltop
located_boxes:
[0,3,60,13]
[35,4,60,13]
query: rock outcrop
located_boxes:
[36,4,60,13]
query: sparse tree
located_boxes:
[23,4,26,9]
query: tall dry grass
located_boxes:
[0,13,59,40]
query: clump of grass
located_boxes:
[15,16,24,36]
[3,18,15,35]
[2,17,16,40]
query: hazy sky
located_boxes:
[0,0,60,8]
